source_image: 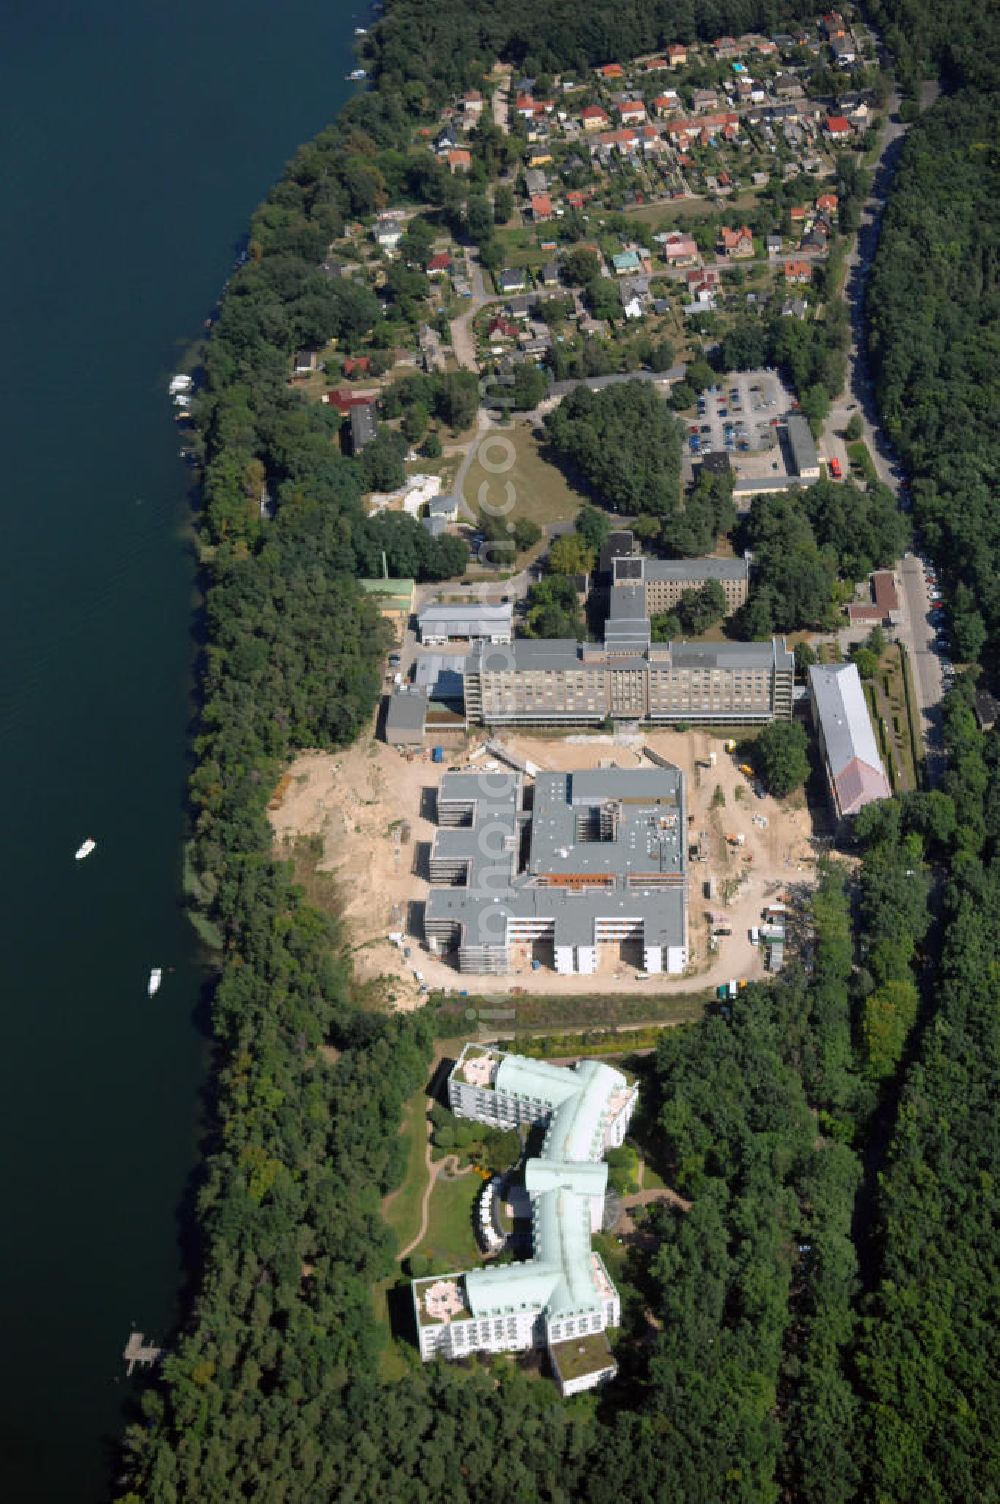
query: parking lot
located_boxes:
[686,368,795,461]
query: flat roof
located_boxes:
[419,602,513,628]
[469,636,793,675]
[385,691,427,732]
[427,766,687,949]
[616,554,748,583]
[786,412,819,473]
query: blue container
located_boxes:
[432,746,444,763]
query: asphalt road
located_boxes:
[825,81,945,781]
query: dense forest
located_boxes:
[114,0,1000,1497]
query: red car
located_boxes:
[829,457,843,479]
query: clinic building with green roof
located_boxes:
[410,1045,637,1395]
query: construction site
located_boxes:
[268,728,816,1008]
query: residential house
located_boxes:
[816,192,838,213]
[619,99,646,123]
[488,316,520,344]
[611,249,645,276]
[525,167,548,196]
[784,259,812,284]
[323,387,378,417]
[652,91,680,116]
[692,89,719,112]
[436,123,460,155]
[497,267,527,295]
[348,404,378,455]
[540,261,561,286]
[530,192,554,222]
[427,251,452,277]
[831,35,857,65]
[374,213,406,251]
[824,114,851,138]
[822,11,847,39]
[526,145,553,167]
[643,56,669,72]
[580,104,609,131]
[662,232,699,266]
[596,63,625,80]
[292,349,319,376]
[447,149,472,174]
[766,234,783,258]
[619,275,651,319]
[780,297,808,319]
[462,89,484,124]
[713,36,740,59]
[773,72,804,98]
[515,94,536,120]
[790,204,809,224]
[342,355,371,379]
[667,43,687,66]
[506,293,538,319]
[718,225,754,258]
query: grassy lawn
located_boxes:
[847,439,878,485]
[414,1171,482,1272]
[432,989,709,1036]
[381,1089,430,1255]
[462,420,585,531]
[865,643,920,793]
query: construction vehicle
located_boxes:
[739,763,755,777]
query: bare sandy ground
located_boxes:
[268,728,816,1011]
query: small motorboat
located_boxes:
[347,68,367,80]
[147,968,163,998]
[354,26,368,35]
[75,838,96,861]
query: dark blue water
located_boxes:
[0,4,357,1498]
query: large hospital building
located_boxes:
[411,1044,639,1395]
[424,764,688,976]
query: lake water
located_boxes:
[0,3,357,1497]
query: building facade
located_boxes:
[613,553,750,614]
[412,1047,638,1394]
[463,636,793,727]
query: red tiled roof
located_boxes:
[427,252,452,271]
[834,757,891,816]
[530,193,554,219]
[826,115,851,132]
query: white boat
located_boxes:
[168,373,193,395]
[74,838,96,861]
[348,68,367,80]
[354,26,368,35]
[147,968,163,998]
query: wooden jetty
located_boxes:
[123,1331,164,1377]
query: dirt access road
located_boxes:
[269,730,815,1008]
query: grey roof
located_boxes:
[469,633,792,674]
[606,584,652,648]
[786,412,818,474]
[428,493,459,517]
[419,602,512,636]
[809,663,884,778]
[426,766,687,951]
[668,638,793,672]
[385,691,427,733]
[617,555,748,584]
[414,653,466,699]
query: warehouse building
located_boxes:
[417,601,513,646]
[412,1045,638,1394]
[612,553,750,613]
[809,662,891,822]
[786,413,820,480]
[424,766,688,976]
